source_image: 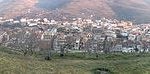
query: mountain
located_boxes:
[0,0,150,24]
[0,0,37,18]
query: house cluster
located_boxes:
[0,17,150,53]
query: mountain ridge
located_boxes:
[0,0,150,24]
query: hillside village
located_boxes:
[0,17,150,53]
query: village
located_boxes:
[0,17,150,54]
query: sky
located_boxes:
[0,0,3,2]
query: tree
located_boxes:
[56,34,66,57]
[65,36,75,50]
[79,37,84,50]
[10,31,39,56]
[60,45,65,57]
[142,41,148,53]
[103,36,108,53]
[92,39,99,58]
[24,32,39,55]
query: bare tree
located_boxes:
[56,34,66,57]
[92,39,99,58]
[10,31,39,56]
[142,41,148,53]
[24,32,39,55]
[79,37,84,50]
[65,36,75,51]
[103,36,108,53]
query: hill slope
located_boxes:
[0,47,150,74]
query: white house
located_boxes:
[128,34,136,41]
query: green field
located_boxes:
[0,47,150,74]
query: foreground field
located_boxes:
[0,47,150,74]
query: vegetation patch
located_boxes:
[92,68,114,74]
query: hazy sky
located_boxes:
[0,0,3,2]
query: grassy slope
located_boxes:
[0,47,150,74]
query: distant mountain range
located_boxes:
[0,0,150,24]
